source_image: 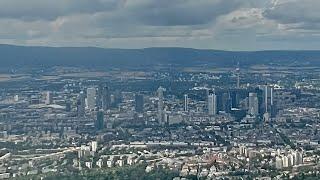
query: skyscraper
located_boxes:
[102,85,111,111]
[77,91,86,117]
[184,94,188,112]
[96,110,104,130]
[87,87,96,110]
[157,87,165,125]
[135,93,144,113]
[45,91,53,105]
[112,90,122,108]
[248,93,259,116]
[262,85,274,113]
[208,92,217,116]
[96,84,103,109]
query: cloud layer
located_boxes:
[0,0,319,50]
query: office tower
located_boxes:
[97,84,103,109]
[254,88,264,115]
[95,110,104,130]
[230,91,238,108]
[208,93,217,115]
[248,93,259,116]
[226,97,232,113]
[264,85,269,113]
[216,92,223,112]
[229,89,248,109]
[45,91,53,105]
[112,90,122,108]
[87,87,96,110]
[157,87,165,124]
[214,94,218,115]
[262,85,274,113]
[184,94,188,112]
[222,93,232,113]
[135,93,144,113]
[77,91,86,117]
[102,85,111,111]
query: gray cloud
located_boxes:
[0,0,319,50]
[0,0,124,20]
[126,0,243,26]
[263,0,320,28]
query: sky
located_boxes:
[0,0,320,50]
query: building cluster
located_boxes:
[0,67,319,179]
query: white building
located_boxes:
[107,160,113,168]
[184,94,188,112]
[275,156,283,169]
[85,162,93,169]
[87,87,96,110]
[96,159,103,168]
[117,159,124,167]
[287,154,294,167]
[45,91,53,105]
[282,155,289,168]
[91,141,98,152]
[293,151,303,165]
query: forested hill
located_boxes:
[1,44,319,68]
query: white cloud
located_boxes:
[0,0,319,50]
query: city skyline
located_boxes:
[1,0,320,179]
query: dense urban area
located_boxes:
[0,64,320,180]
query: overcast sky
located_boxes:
[0,0,319,50]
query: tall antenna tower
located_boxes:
[236,61,240,88]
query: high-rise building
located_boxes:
[45,91,53,105]
[261,85,274,113]
[293,151,303,165]
[275,156,283,169]
[184,94,188,112]
[287,154,294,167]
[102,85,111,111]
[282,155,289,168]
[135,93,144,113]
[222,92,232,113]
[95,110,104,130]
[157,87,165,125]
[112,90,122,108]
[97,84,103,109]
[87,87,96,110]
[77,91,86,117]
[254,88,264,115]
[208,92,217,115]
[248,93,259,116]
[230,91,238,108]
[91,141,98,152]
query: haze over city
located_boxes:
[0,1,320,180]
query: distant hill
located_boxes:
[0,44,320,68]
